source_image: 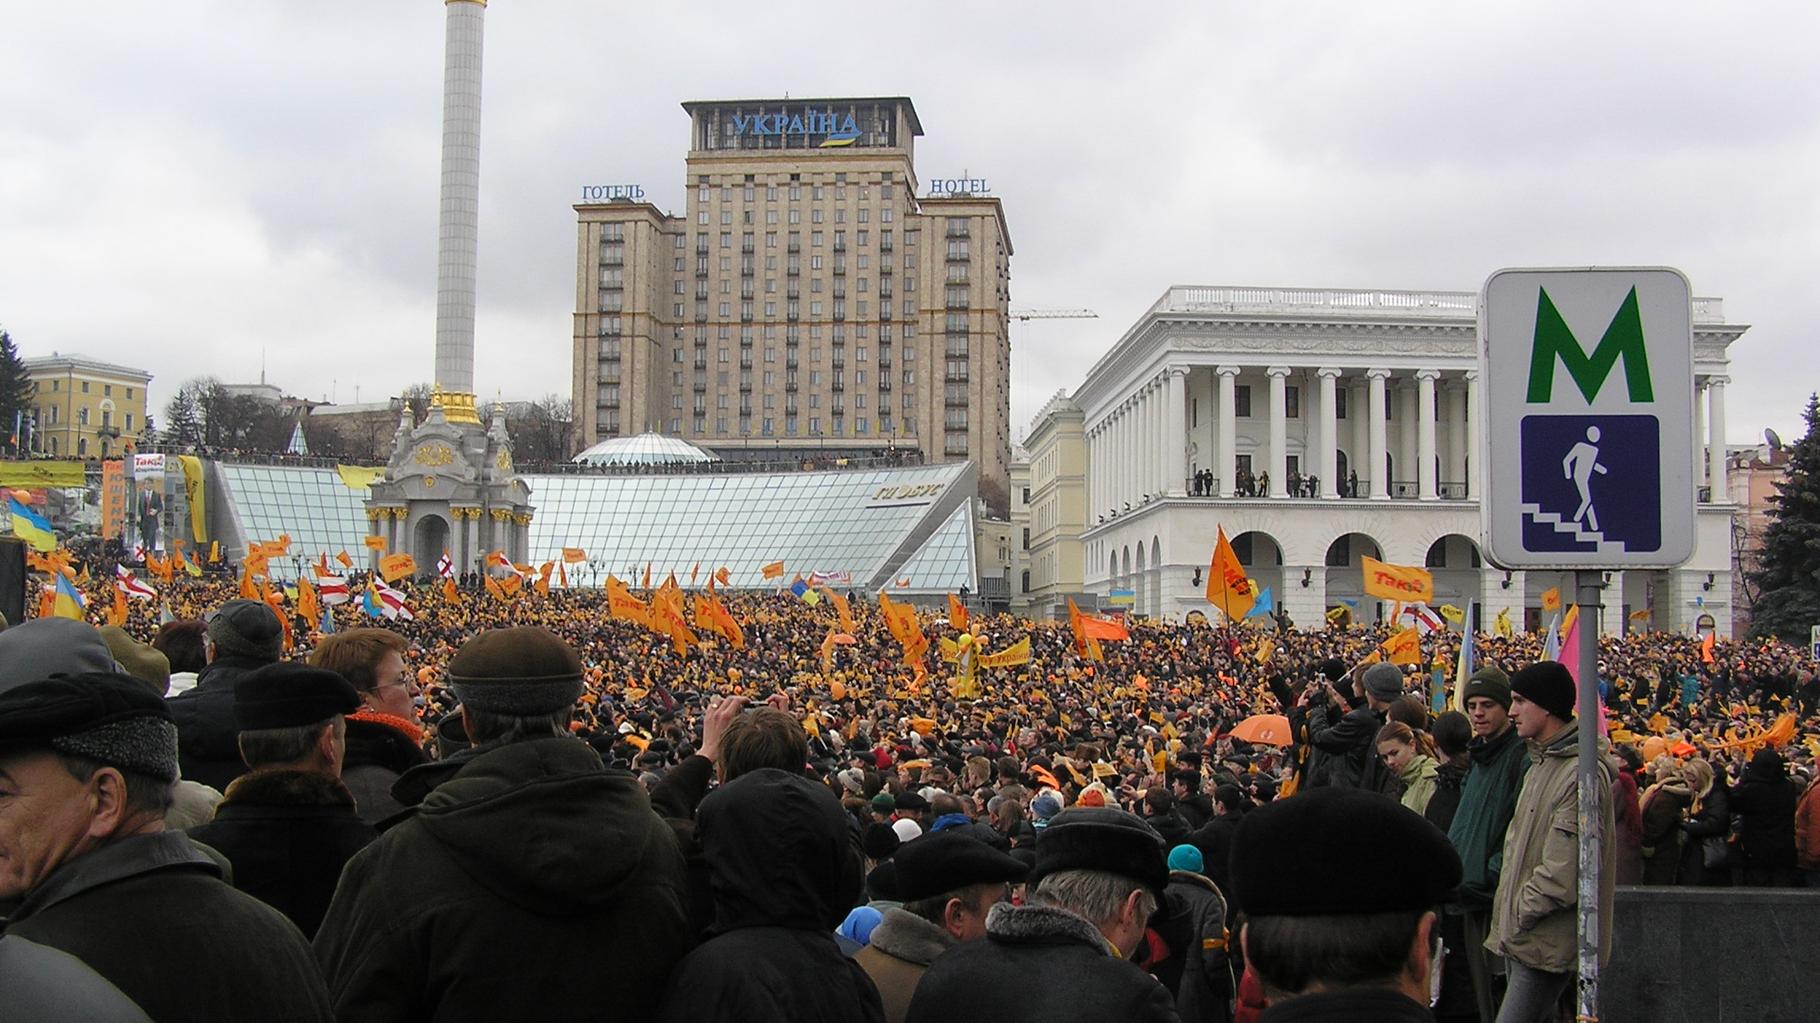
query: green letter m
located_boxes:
[1525,286,1654,403]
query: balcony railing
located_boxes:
[1148,286,1727,324]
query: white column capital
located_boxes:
[1463,369,1478,382]
[1216,365,1241,378]
[1707,374,1731,388]
[1415,368,1441,382]
[1366,367,1392,381]
[1266,365,1291,379]
[1316,366,1343,379]
[1166,365,1189,381]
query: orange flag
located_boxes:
[761,560,785,580]
[297,575,320,626]
[108,584,128,627]
[607,576,649,626]
[443,577,462,604]
[536,562,554,596]
[484,575,508,601]
[378,552,417,583]
[715,566,731,586]
[363,535,387,552]
[690,562,700,585]
[1700,632,1716,664]
[557,561,569,588]
[499,574,523,598]
[336,550,354,569]
[239,566,259,600]
[948,593,969,631]
[1381,627,1422,666]
[562,547,588,564]
[1206,526,1255,621]
[642,563,652,591]
[825,587,855,634]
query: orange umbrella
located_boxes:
[1228,713,1293,747]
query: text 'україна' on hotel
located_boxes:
[572,97,1014,515]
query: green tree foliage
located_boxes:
[0,329,35,454]
[1748,394,1820,643]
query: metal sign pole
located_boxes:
[1574,569,1604,1022]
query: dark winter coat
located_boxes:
[314,736,691,1023]
[1257,989,1435,1023]
[656,768,883,1023]
[1677,781,1731,886]
[1638,779,1692,885]
[645,752,719,938]
[1444,723,1528,912]
[905,902,1181,1023]
[1188,808,1245,897]
[1149,871,1234,1023]
[340,713,430,825]
[0,831,331,1022]
[166,653,277,791]
[1423,756,1469,834]
[1148,807,1193,851]
[1729,751,1798,871]
[186,768,377,938]
[1308,702,1399,796]
[854,907,955,1023]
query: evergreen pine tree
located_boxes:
[0,329,33,454]
[1748,393,1820,643]
[163,384,205,449]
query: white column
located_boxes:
[1368,369,1389,499]
[1122,403,1135,509]
[1267,366,1289,498]
[1350,378,1368,496]
[1417,369,1439,500]
[1146,381,1161,497]
[1692,380,1708,491]
[1396,382,1416,496]
[1445,381,1467,494]
[1218,366,1239,496]
[1465,371,1482,500]
[1707,375,1728,502]
[1318,367,1340,498]
[1166,368,1187,496]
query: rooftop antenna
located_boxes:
[261,349,267,386]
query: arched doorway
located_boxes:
[1230,530,1285,621]
[413,514,450,581]
[1424,534,1484,628]
[1326,532,1386,622]
[1336,450,1351,495]
[1135,543,1147,617]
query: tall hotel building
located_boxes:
[573,97,1015,512]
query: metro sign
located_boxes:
[1481,268,1696,570]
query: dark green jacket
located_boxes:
[314,736,691,1022]
[1445,724,1529,911]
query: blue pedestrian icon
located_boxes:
[1520,415,1660,554]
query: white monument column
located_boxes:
[1218,366,1239,496]
[1417,369,1439,500]
[1318,367,1340,498]
[1465,370,1482,500]
[1693,380,1708,491]
[1707,375,1729,501]
[1267,366,1289,498]
[1166,367,1188,496]
[1368,369,1390,499]
[1122,403,1135,508]
[434,0,486,406]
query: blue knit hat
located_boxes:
[1167,844,1205,874]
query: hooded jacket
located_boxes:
[1397,755,1440,817]
[166,653,276,791]
[905,902,1180,1023]
[656,768,883,1023]
[313,736,690,1023]
[1445,723,1528,912]
[1486,720,1615,973]
[340,712,430,825]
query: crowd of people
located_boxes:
[1,570,1817,1022]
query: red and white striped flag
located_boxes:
[317,575,351,605]
[373,580,415,621]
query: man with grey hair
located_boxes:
[906,806,1180,1023]
[314,626,690,1022]
[0,672,331,1019]
[187,662,376,938]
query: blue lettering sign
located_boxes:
[731,108,863,147]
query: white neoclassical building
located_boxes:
[1047,285,1745,636]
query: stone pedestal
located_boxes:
[366,398,533,579]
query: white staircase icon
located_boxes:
[1520,503,1626,554]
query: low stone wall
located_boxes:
[1605,886,1818,1023]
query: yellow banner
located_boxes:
[0,461,86,488]
[378,552,417,582]
[1381,627,1422,666]
[978,637,1032,669]
[337,465,386,490]
[363,535,388,552]
[1540,587,1562,614]
[177,455,208,543]
[1361,556,1435,604]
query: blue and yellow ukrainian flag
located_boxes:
[53,573,87,619]
[8,495,56,552]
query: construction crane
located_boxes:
[1009,308,1097,321]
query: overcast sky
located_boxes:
[4,2,1817,448]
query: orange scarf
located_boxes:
[348,707,427,748]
